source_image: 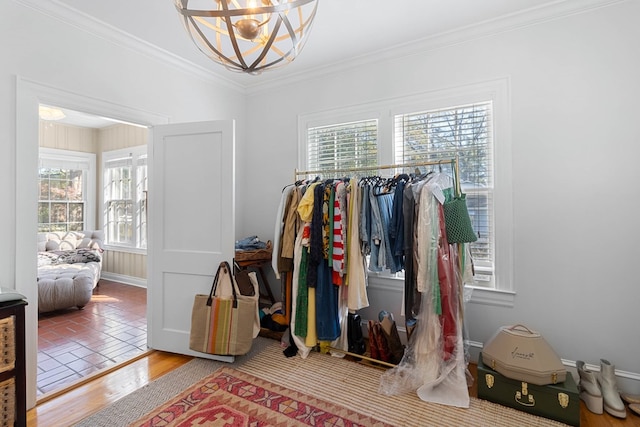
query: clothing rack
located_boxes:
[291,157,460,368]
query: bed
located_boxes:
[37,230,104,313]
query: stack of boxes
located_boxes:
[478,325,580,426]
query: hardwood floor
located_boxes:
[27,351,193,426]
[27,350,639,427]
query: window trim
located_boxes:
[38,147,96,231]
[102,146,147,252]
[298,78,514,306]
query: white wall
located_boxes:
[243,1,640,392]
[1,1,246,407]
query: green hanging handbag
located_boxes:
[443,163,477,244]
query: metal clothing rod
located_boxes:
[326,346,397,369]
[295,157,457,178]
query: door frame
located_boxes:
[16,76,169,409]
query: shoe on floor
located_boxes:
[629,403,640,417]
[621,392,640,405]
[576,360,603,414]
[598,359,626,419]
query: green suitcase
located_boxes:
[477,359,580,426]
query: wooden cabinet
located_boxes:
[0,300,27,427]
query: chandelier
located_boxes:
[174,0,319,75]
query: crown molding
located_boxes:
[244,0,627,95]
[13,0,626,95]
[18,75,171,126]
[12,0,246,94]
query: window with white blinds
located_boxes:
[307,119,378,173]
[394,101,495,286]
[300,79,512,298]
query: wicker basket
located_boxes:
[0,378,15,427]
[0,317,15,374]
[235,240,273,262]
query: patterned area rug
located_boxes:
[130,367,391,427]
[77,338,570,427]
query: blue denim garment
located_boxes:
[315,262,340,341]
[378,192,402,273]
[235,235,268,250]
[236,235,258,246]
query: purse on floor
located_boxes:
[189,261,257,356]
[368,320,392,363]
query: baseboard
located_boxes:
[100,272,147,288]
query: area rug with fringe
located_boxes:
[76,337,570,427]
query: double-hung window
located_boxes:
[103,147,147,250]
[38,148,96,232]
[300,79,512,300]
[306,119,378,173]
[394,102,494,286]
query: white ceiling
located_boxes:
[45,0,604,86]
[33,0,608,126]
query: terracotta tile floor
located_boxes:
[37,280,147,396]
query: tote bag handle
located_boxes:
[207,261,239,308]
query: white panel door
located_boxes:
[148,120,235,361]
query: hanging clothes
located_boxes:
[289,222,313,358]
[316,182,341,341]
[436,201,458,361]
[376,189,401,273]
[279,186,301,273]
[278,158,470,395]
[389,179,406,272]
[379,174,470,409]
[368,183,386,272]
[346,178,369,311]
[330,283,350,355]
[359,180,372,257]
[315,259,340,341]
[307,183,325,289]
[402,180,419,323]
[294,238,309,338]
[331,181,347,285]
[272,184,294,280]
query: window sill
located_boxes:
[366,274,515,308]
[465,285,515,308]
